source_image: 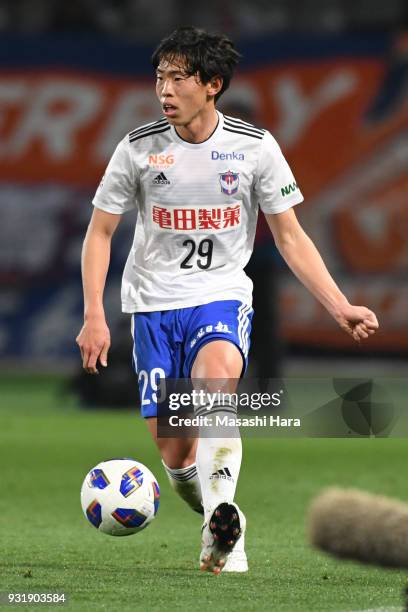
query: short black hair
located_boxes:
[152,26,241,102]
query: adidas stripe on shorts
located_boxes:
[131,300,253,418]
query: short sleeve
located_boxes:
[92,137,138,214]
[254,131,303,214]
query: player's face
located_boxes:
[155,57,218,126]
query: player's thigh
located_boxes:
[146,417,197,469]
[184,300,252,391]
[132,312,175,418]
[191,339,243,380]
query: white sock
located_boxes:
[162,460,203,514]
[195,402,242,520]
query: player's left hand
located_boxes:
[333,304,379,342]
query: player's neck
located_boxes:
[175,107,219,144]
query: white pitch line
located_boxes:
[350,607,403,612]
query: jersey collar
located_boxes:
[170,111,224,149]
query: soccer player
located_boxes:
[76,27,379,574]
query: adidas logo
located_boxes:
[153,172,170,185]
[209,467,233,481]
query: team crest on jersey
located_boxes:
[219,171,239,195]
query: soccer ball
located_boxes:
[80,458,160,536]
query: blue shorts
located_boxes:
[131,300,253,418]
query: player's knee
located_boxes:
[192,340,243,380]
[203,361,235,380]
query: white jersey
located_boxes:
[93,111,303,313]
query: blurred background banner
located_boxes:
[0,31,407,365]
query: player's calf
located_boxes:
[162,460,203,514]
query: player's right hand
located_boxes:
[76,315,111,375]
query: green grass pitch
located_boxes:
[0,375,406,611]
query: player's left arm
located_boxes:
[265,207,379,342]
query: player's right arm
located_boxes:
[76,208,122,374]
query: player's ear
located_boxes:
[207,76,223,99]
